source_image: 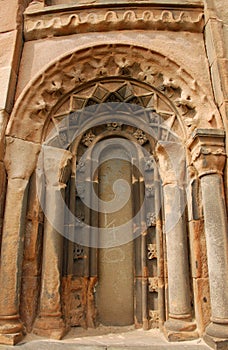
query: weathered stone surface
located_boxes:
[205,19,226,66]
[210,58,228,107]
[4,137,41,179]
[193,278,211,335]
[0,111,8,161]
[188,220,208,279]
[0,0,23,33]
[16,31,212,100]
[0,0,227,346]
[0,67,17,113]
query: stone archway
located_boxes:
[0,44,227,346]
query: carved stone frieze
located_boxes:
[24,3,204,41]
[8,45,222,143]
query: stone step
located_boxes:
[0,342,212,350]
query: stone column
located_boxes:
[34,146,72,339]
[189,129,228,348]
[156,142,197,341]
[0,137,40,345]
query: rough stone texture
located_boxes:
[0,0,227,347]
[16,31,212,99]
[193,278,211,335]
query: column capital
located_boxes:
[188,129,226,177]
[42,146,72,187]
[155,141,186,186]
[4,137,40,180]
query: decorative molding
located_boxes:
[188,128,226,176]
[24,2,204,41]
[191,146,226,162]
[148,243,157,259]
[146,212,156,227]
[148,277,158,292]
[7,44,221,144]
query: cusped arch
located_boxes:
[6,43,223,144]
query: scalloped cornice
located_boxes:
[24,0,204,41]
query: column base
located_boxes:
[0,319,24,345]
[33,316,66,340]
[204,322,228,349]
[164,318,199,342]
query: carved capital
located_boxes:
[4,137,41,180]
[155,141,186,186]
[42,146,72,187]
[189,129,226,177]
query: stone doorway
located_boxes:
[62,131,161,331]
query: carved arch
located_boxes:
[6,44,223,144]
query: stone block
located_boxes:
[0,111,8,161]
[213,0,228,25]
[210,58,228,107]
[219,102,228,129]
[0,332,23,346]
[223,25,228,57]
[204,334,228,350]
[0,0,25,33]
[0,30,23,72]
[0,67,17,113]
[205,19,226,66]
[193,278,211,335]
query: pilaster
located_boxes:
[189,128,228,349]
[156,141,198,341]
[0,137,40,345]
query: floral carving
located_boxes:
[114,55,132,76]
[145,185,155,198]
[147,212,156,227]
[144,157,154,172]
[9,44,221,144]
[133,129,148,145]
[149,310,159,328]
[81,131,96,147]
[138,64,158,85]
[148,277,158,292]
[107,122,122,131]
[148,243,157,259]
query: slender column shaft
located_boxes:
[189,128,228,343]
[163,184,191,319]
[156,141,197,340]
[39,186,65,318]
[201,174,228,322]
[0,178,28,317]
[34,146,72,339]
